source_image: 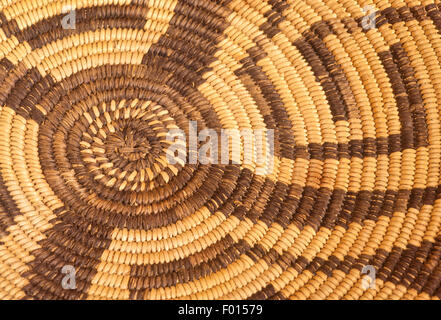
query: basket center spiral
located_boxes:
[108,127,151,161]
[77,100,177,191]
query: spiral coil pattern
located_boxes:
[1,0,441,300]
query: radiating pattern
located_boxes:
[1,0,441,300]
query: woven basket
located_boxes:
[1,0,441,300]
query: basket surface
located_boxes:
[1,0,441,300]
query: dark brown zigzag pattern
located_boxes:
[0,0,440,300]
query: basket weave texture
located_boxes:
[1,0,441,300]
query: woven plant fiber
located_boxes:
[1,0,441,300]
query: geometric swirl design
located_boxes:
[1,0,441,300]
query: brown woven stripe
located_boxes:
[0,174,20,237]
[378,50,416,150]
[253,235,441,300]
[22,208,114,299]
[234,48,295,160]
[0,11,20,37]
[388,42,428,148]
[1,5,149,50]
[293,37,349,123]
